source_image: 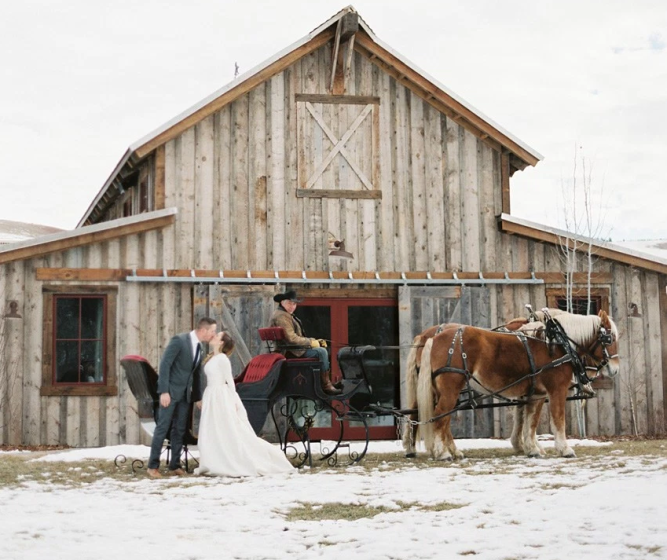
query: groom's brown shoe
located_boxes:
[146,468,162,479]
[168,468,187,476]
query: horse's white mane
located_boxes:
[533,308,618,346]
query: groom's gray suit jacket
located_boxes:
[157,333,202,403]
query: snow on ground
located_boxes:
[1,439,666,560]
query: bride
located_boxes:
[195,333,294,477]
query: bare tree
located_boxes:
[556,145,610,437]
[557,144,609,313]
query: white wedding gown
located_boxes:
[195,353,294,477]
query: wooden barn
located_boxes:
[1,6,665,447]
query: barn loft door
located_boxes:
[398,285,492,438]
[193,285,276,377]
[295,94,380,199]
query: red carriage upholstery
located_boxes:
[236,353,285,384]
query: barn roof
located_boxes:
[78,5,542,228]
[0,208,176,265]
[0,220,63,245]
[500,214,667,275]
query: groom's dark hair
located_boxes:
[196,317,217,329]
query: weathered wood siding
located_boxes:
[158,46,499,273]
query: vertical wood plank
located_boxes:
[195,115,215,269]
[424,105,445,271]
[410,93,428,271]
[249,83,268,269]
[461,133,480,270]
[154,144,166,210]
[231,94,250,269]
[643,273,663,434]
[180,128,197,268]
[21,259,42,445]
[281,59,306,270]
[445,119,462,271]
[378,71,394,271]
[270,72,286,269]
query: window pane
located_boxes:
[81,341,103,382]
[56,341,80,383]
[81,297,104,339]
[294,306,331,341]
[348,306,399,427]
[56,298,79,339]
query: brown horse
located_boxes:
[416,310,619,460]
[401,316,557,456]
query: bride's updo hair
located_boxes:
[221,332,235,357]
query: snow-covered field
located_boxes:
[1,438,666,560]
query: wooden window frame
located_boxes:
[546,286,610,315]
[41,286,118,397]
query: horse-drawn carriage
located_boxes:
[120,306,620,470]
[120,326,378,469]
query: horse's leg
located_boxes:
[549,386,575,458]
[522,398,546,458]
[432,375,465,461]
[510,405,525,454]
[402,337,422,458]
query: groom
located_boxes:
[147,317,218,478]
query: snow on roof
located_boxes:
[0,219,63,245]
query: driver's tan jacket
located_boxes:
[269,308,311,357]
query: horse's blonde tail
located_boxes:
[402,336,421,451]
[417,338,436,455]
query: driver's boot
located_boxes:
[320,369,342,395]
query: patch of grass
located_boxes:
[282,499,465,522]
[539,482,583,491]
[0,454,162,488]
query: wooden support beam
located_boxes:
[34,267,613,284]
[154,145,166,210]
[296,189,382,199]
[501,152,511,215]
[329,18,343,93]
[295,94,380,105]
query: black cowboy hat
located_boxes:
[273,290,302,303]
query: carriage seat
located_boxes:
[120,355,160,436]
[258,326,317,362]
[235,353,285,385]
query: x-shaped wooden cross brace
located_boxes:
[304,102,373,191]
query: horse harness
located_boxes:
[429,314,616,415]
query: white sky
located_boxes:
[2,439,666,559]
[1,0,665,241]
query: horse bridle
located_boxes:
[565,325,618,380]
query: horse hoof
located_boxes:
[527,452,542,459]
[405,453,416,459]
[562,451,576,458]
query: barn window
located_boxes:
[546,287,610,316]
[41,286,118,397]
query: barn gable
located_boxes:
[79,6,541,232]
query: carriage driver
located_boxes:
[269,290,342,395]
